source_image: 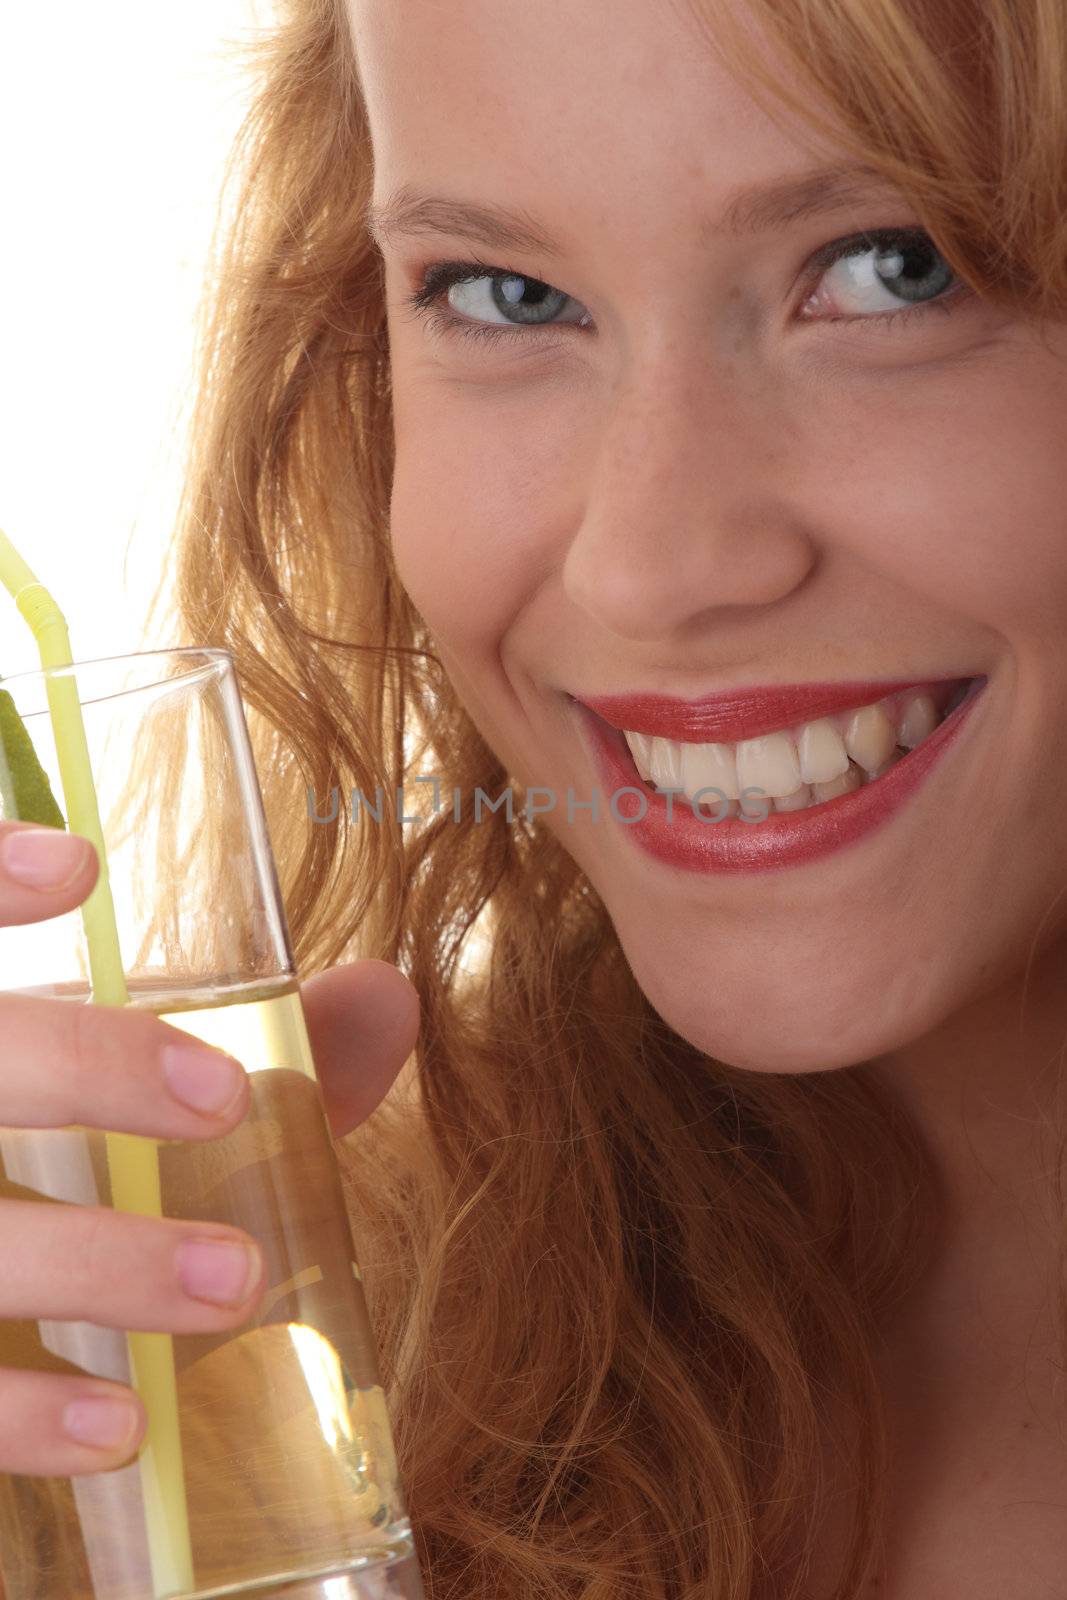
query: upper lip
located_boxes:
[572,676,975,744]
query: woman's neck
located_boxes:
[869,932,1067,1205]
[862,933,1067,1337]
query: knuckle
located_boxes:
[1,1202,115,1322]
[65,1001,104,1102]
[70,1205,118,1292]
[64,1209,166,1321]
[64,1003,161,1113]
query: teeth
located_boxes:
[795,718,850,785]
[624,729,654,780]
[773,783,813,812]
[646,735,684,790]
[734,731,802,799]
[619,681,959,817]
[861,750,903,782]
[897,691,938,749]
[842,702,897,772]
[679,739,740,799]
[811,762,863,803]
[692,792,740,819]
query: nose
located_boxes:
[560,345,817,643]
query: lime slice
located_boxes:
[0,687,66,828]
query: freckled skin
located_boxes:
[347,1,1067,1587]
[349,0,1067,1078]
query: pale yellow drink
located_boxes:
[0,538,424,1597]
[0,973,420,1598]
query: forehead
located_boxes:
[344,0,843,234]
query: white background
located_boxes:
[0,6,494,989]
[0,2,269,676]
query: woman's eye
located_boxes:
[800,228,966,322]
[400,228,970,350]
[401,259,590,347]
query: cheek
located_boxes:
[388,331,1067,657]
[387,376,572,652]
[803,350,1067,638]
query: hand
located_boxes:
[0,821,419,1478]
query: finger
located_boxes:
[0,992,251,1138]
[0,822,99,926]
[0,1200,265,1332]
[301,960,420,1139]
[0,1368,145,1477]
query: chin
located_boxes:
[611,919,948,1076]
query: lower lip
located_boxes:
[569,678,988,874]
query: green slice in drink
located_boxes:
[0,686,66,828]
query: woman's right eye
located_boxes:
[401,259,590,347]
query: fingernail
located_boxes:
[1,827,92,889]
[176,1238,263,1306]
[63,1396,141,1451]
[162,1043,246,1116]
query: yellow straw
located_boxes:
[0,528,194,1598]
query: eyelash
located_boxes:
[400,228,970,350]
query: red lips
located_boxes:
[573,675,974,745]
[570,675,989,874]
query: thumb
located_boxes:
[299,959,420,1139]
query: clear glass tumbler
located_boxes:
[0,647,424,1600]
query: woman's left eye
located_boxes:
[401,228,970,349]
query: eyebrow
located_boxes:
[363,163,897,258]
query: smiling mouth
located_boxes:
[582,676,982,818]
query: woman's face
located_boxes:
[348,0,1067,1074]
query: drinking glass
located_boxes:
[0,647,424,1600]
